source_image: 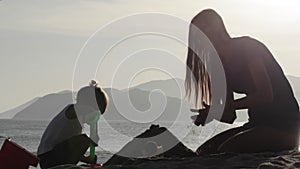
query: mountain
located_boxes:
[13,92,74,120]
[10,87,191,122]
[287,75,300,102]
[103,88,191,123]
[6,78,189,121]
[2,76,300,122]
[0,97,39,119]
[287,75,300,93]
[132,76,300,102]
[130,78,185,99]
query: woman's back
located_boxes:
[229,37,300,126]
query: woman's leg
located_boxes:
[218,126,299,153]
[196,126,246,155]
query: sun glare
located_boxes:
[245,0,300,19]
[248,0,300,6]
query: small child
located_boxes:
[37,80,108,169]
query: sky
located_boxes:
[1,0,300,113]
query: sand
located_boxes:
[49,125,300,169]
[101,150,300,169]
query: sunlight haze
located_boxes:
[0,0,300,113]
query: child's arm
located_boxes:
[89,122,99,164]
[65,105,77,119]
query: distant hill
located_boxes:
[131,76,299,101]
[1,76,300,122]
[287,75,300,100]
[13,92,74,120]
[103,88,191,123]
[130,78,185,99]
[0,97,39,119]
[10,87,191,122]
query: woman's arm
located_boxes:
[191,90,237,125]
[220,90,236,124]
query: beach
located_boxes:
[1,119,300,169]
[101,124,300,169]
[101,151,300,169]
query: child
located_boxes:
[37,80,108,169]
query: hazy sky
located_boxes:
[1,0,300,113]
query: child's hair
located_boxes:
[76,80,109,114]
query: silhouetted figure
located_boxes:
[185,9,300,154]
[37,80,108,169]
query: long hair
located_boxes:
[185,9,229,108]
[185,41,211,108]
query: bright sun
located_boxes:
[249,0,300,13]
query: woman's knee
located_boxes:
[218,127,299,153]
[196,126,246,155]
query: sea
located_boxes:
[0,119,244,168]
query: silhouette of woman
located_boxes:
[185,9,300,154]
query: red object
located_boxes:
[94,163,102,168]
[0,139,39,169]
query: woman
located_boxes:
[185,9,300,154]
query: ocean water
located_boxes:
[0,119,243,168]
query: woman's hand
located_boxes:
[220,100,236,124]
[190,102,211,126]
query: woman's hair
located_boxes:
[76,80,109,114]
[185,9,229,108]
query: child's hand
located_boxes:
[93,135,99,145]
[88,134,99,146]
[80,155,98,164]
[89,155,98,164]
